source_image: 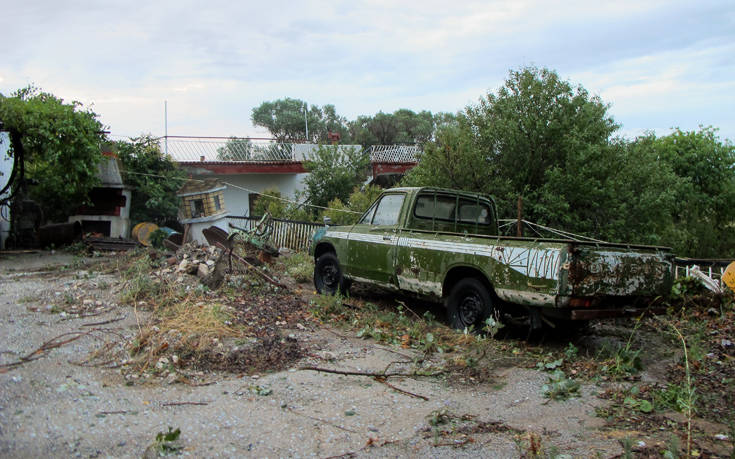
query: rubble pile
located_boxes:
[151,243,229,290]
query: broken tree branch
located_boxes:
[81,315,126,327]
[214,241,288,289]
[298,365,445,378]
[374,376,429,401]
[160,401,210,407]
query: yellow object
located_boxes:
[723,261,735,291]
[132,222,159,246]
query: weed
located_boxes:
[153,427,182,455]
[597,324,643,378]
[541,370,580,401]
[481,314,504,339]
[536,357,564,371]
[671,323,695,457]
[662,433,680,459]
[280,252,313,283]
[309,294,346,320]
[564,342,578,360]
[620,437,634,459]
[623,395,653,413]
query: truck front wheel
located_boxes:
[447,278,492,330]
[314,252,348,295]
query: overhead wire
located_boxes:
[118,170,362,214]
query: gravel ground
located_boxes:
[0,251,623,458]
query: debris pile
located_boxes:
[117,241,310,381]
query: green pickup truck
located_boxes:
[310,187,674,329]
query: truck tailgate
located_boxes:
[567,245,673,297]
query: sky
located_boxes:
[1,0,734,142]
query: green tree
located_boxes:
[251,98,350,143]
[114,135,188,224]
[251,186,288,218]
[217,137,254,160]
[320,185,383,225]
[302,144,370,214]
[0,86,105,222]
[404,66,620,228]
[348,109,441,147]
[630,127,735,257]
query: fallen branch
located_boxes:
[214,241,288,289]
[0,331,89,372]
[160,401,210,407]
[299,365,444,378]
[285,406,357,433]
[81,315,126,327]
[374,376,429,401]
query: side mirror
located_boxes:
[323,216,332,226]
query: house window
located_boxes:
[214,195,222,211]
[190,199,205,218]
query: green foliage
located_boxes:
[542,369,580,400]
[654,382,697,414]
[280,252,314,283]
[216,137,254,160]
[623,394,654,413]
[251,98,350,143]
[630,127,735,257]
[349,109,444,146]
[149,228,168,249]
[250,186,312,221]
[320,184,383,225]
[251,187,288,218]
[114,135,187,224]
[302,144,370,214]
[0,86,105,222]
[402,66,735,257]
[154,427,182,455]
[598,342,643,378]
[403,66,621,231]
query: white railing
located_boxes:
[368,145,420,163]
[165,137,421,164]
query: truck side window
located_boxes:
[415,194,455,221]
[371,194,405,226]
[458,199,491,225]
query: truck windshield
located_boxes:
[365,194,405,225]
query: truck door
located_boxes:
[345,192,405,286]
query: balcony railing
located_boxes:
[163,136,420,164]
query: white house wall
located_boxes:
[188,173,309,217]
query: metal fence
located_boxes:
[227,215,322,252]
[673,257,733,291]
[163,137,421,164]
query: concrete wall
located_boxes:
[188,173,309,217]
[0,132,12,249]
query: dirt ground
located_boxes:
[0,250,729,458]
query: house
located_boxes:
[167,137,418,219]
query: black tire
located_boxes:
[314,252,347,295]
[446,278,493,330]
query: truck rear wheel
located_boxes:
[447,278,492,330]
[314,252,348,295]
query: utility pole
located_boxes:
[304,102,309,143]
[164,100,168,156]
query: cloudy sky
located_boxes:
[2,0,734,141]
